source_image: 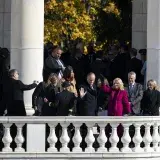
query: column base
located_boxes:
[25,106,35,116]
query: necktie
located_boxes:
[90,85,94,90]
[130,84,134,93]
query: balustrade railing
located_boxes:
[0,116,160,158]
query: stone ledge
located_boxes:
[0,116,159,124]
[0,152,160,159]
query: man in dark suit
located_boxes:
[77,72,97,116]
[126,71,143,115]
[127,48,143,83]
[53,81,76,116]
[43,46,65,82]
[3,69,38,116]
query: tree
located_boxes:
[93,0,132,46]
[44,0,94,46]
[44,0,131,49]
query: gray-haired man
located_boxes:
[126,71,143,115]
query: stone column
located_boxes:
[10,0,44,115]
[0,0,11,48]
[147,0,160,84]
[132,0,147,59]
[0,0,4,47]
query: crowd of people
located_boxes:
[0,43,159,117]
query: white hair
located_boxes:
[128,71,136,78]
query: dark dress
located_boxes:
[3,78,37,116]
[141,89,160,116]
[97,87,109,111]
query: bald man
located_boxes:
[77,72,98,116]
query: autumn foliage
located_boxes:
[44,0,131,47]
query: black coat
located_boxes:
[97,87,109,111]
[3,78,37,116]
[90,59,106,81]
[127,57,143,82]
[43,55,64,81]
[110,53,129,82]
[36,83,60,116]
[70,56,86,87]
[0,51,10,101]
[141,89,160,116]
[77,83,97,116]
[55,90,76,116]
[32,82,59,115]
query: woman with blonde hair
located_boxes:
[32,73,60,116]
[101,78,131,116]
[141,79,160,116]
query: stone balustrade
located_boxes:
[0,116,160,160]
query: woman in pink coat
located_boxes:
[101,78,131,116]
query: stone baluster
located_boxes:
[143,123,153,152]
[109,123,119,152]
[60,123,70,152]
[152,123,160,152]
[85,123,95,152]
[47,124,58,152]
[2,124,13,152]
[15,124,25,152]
[97,124,107,152]
[72,123,82,152]
[132,123,143,152]
[121,123,131,152]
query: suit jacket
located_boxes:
[141,89,160,116]
[43,55,64,81]
[125,83,143,114]
[101,85,131,116]
[77,83,97,116]
[55,90,76,116]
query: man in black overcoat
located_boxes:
[3,69,38,116]
[77,72,97,116]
